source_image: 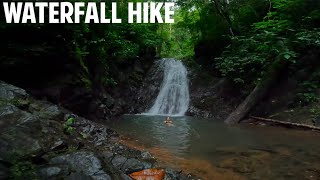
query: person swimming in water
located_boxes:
[164,116,172,124]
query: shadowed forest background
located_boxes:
[1,0,320,179]
[1,0,319,124]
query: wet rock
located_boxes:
[14,99,30,110]
[164,168,181,180]
[164,168,198,180]
[187,75,238,119]
[122,158,151,173]
[41,104,61,119]
[141,151,153,159]
[81,124,95,134]
[0,105,20,129]
[15,111,39,126]
[0,128,42,161]
[92,173,112,180]
[41,166,62,177]
[111,155,127,170]
[186,106,213,118]
[32,102,63,120]
[102,94,115,109]
[0,82,196,180]
[66,173,92,180]
[49,151,111,180]
[134,59,165,113]
[101,151,114,162]
[81,126,108,146]
[50,140,67,151]
[28,103,42,112]
[121,173,133,180]
[0,104,19,117]
[39,165,69,178]
[91,128,108,146]
[0,81,28,100]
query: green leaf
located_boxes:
[284,54,291,59]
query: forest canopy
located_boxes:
[164,0,319,80]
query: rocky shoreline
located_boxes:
[0,81,200,180]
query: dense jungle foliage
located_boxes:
[167,0,320,104]
[0,0,319,104]
[0,0,163,89]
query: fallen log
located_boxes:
[250,116,320,131]
[225,59,287,124]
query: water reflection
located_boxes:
[114,115,270,157]
[118,115,192,155]
[111,115,320,179]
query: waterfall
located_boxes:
[146,58,190,116]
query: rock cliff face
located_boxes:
[186,70,242,120]
[133,59,167,114]
[0,81,198,179]
[0,38,157,122]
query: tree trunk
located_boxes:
[212,0,234,36]
[224,59,287,124]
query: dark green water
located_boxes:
[111,115,320,179]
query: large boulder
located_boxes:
[49,151,112,180]
[134,59,165,113]
[0,81,28,101]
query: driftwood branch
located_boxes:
[250,116,320,131]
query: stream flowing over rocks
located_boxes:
[0,81,200,180]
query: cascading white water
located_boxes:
[146,58,190,116]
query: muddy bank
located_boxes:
[0,81,199,180]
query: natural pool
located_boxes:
[111,115,320,180]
